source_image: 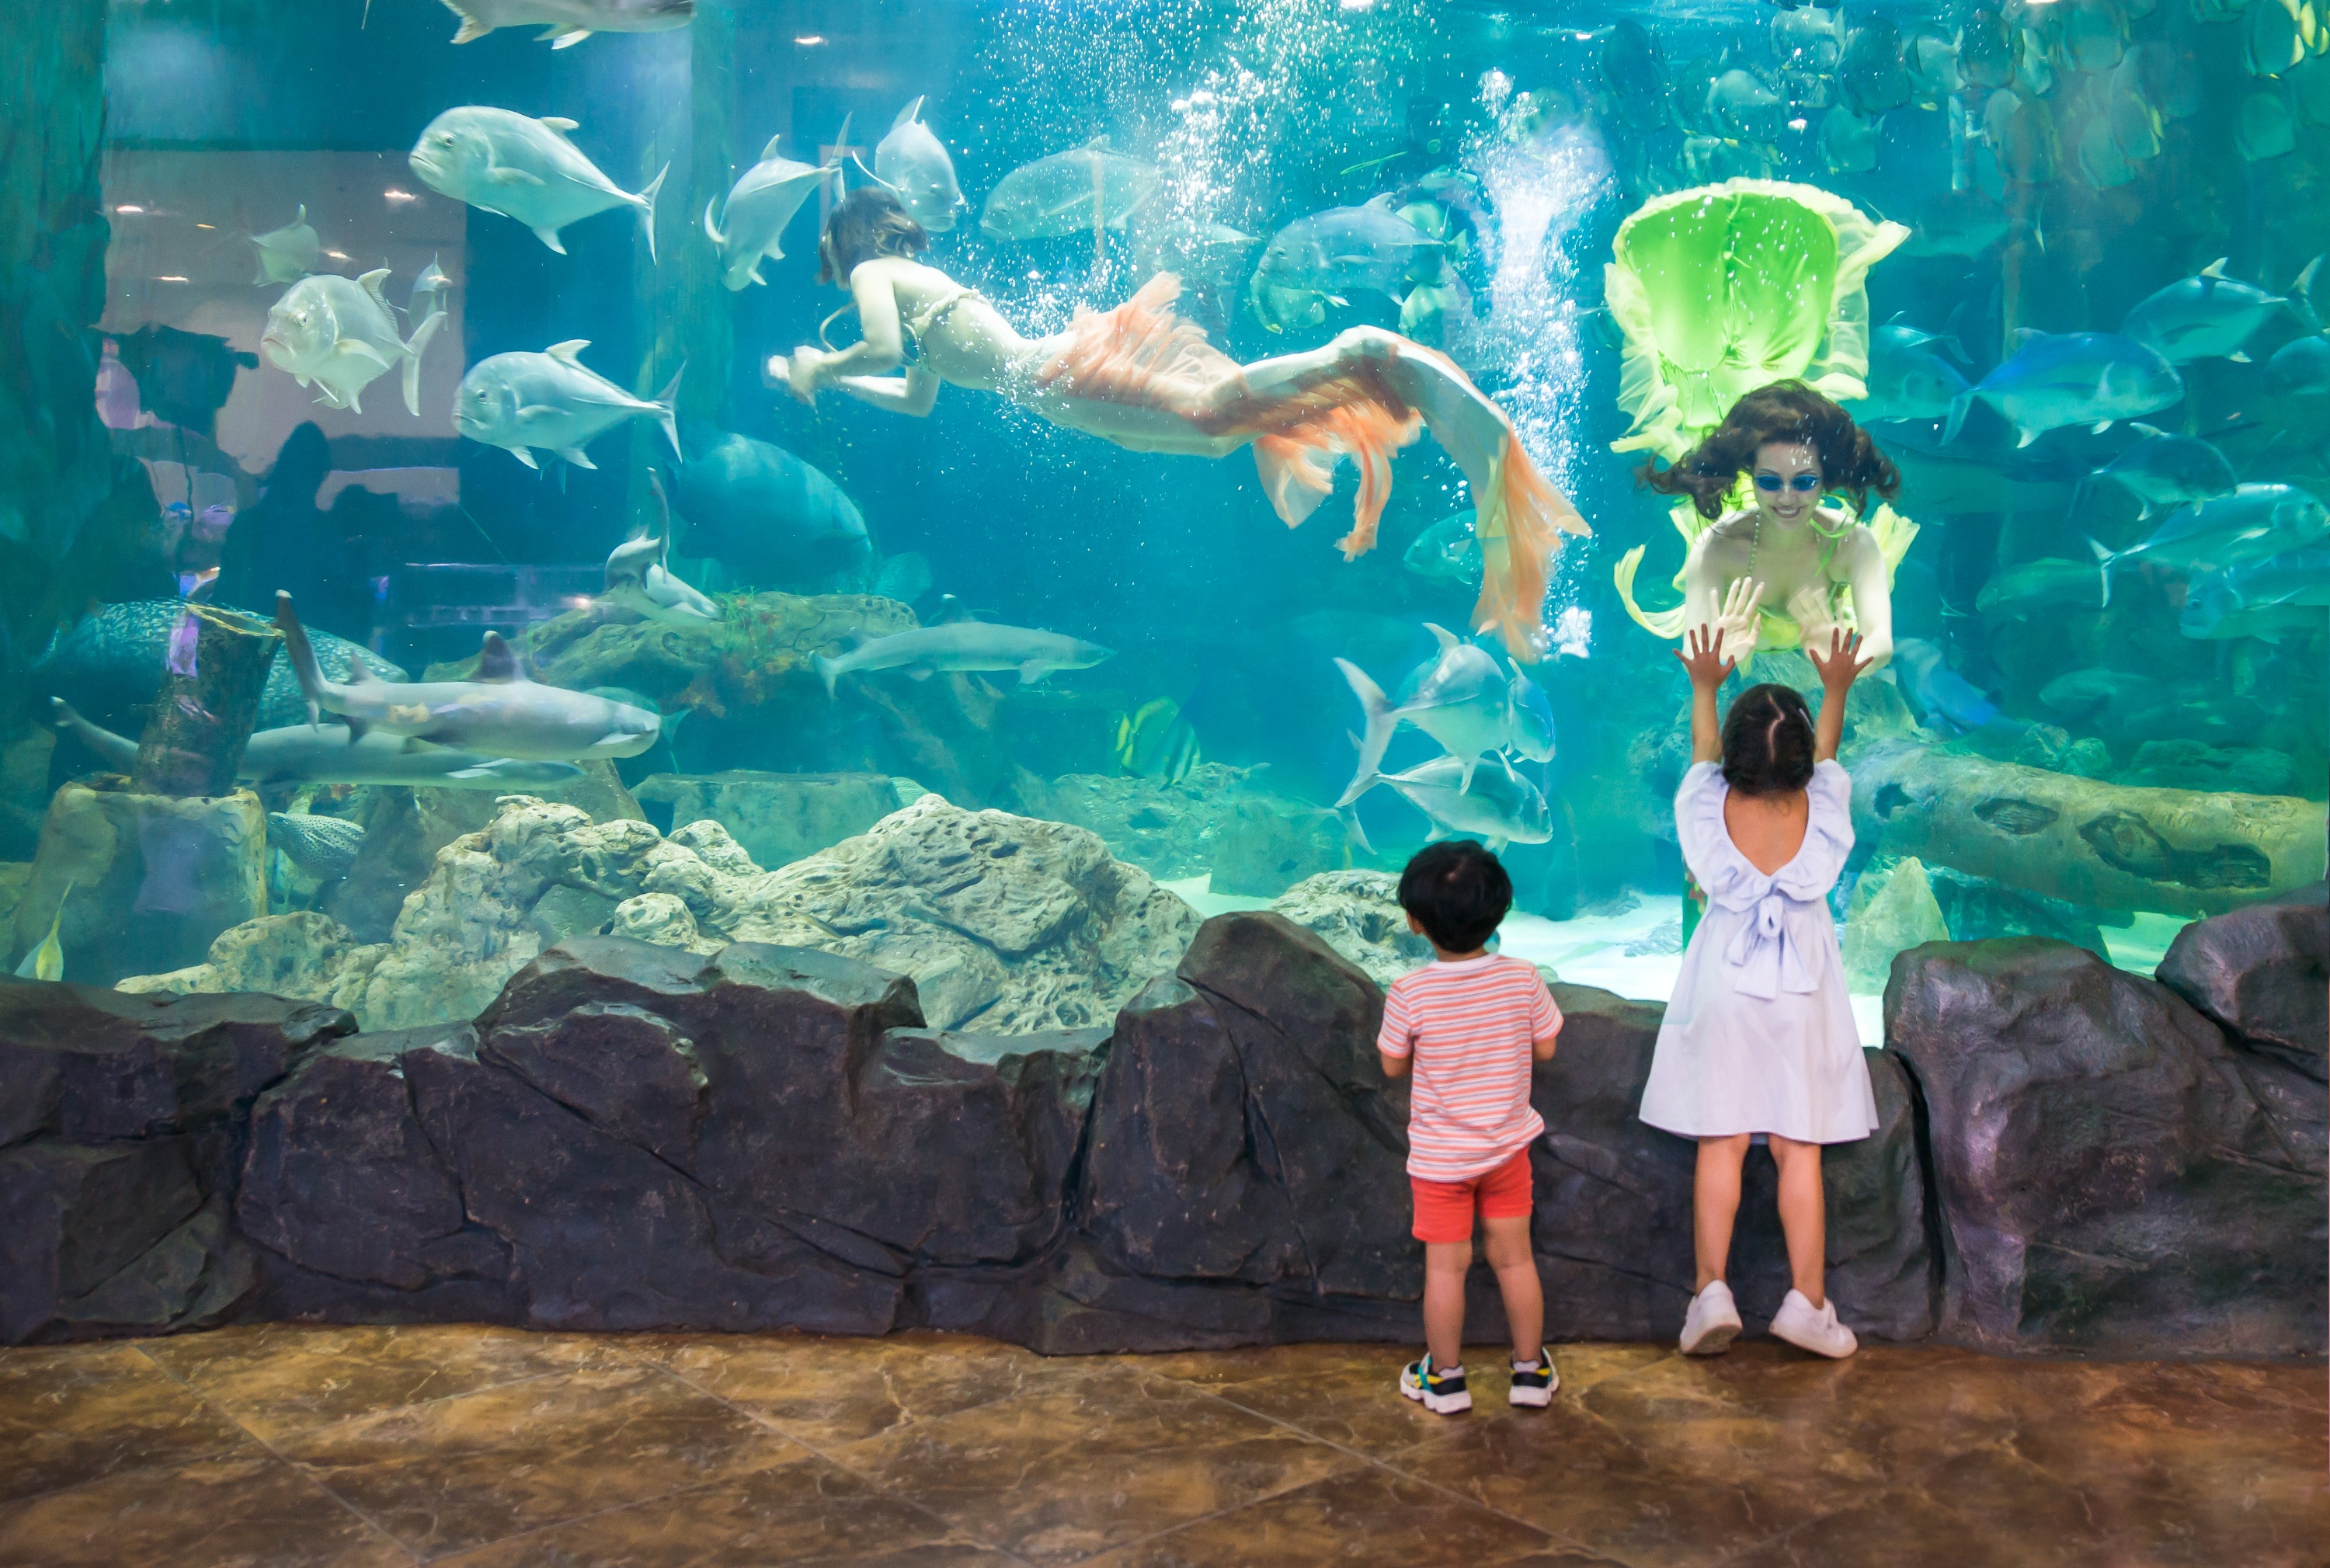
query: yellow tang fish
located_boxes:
[14,879,72,982]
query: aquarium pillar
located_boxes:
[14,782,268,986]
[0,0,151,652]
[129,605,279,797]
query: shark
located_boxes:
[812,615,1113,696]
[276,593,661,760]
[51,697,586,789]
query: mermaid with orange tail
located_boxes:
[769,189,1588,660]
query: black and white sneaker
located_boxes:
[1399,1354,1471,1415]
[1508,1348,1559,1407]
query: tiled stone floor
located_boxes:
[0,1326,2322,1566]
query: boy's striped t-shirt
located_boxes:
[1379,954,1561,1181]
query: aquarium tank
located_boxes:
[3,0,2324,1041]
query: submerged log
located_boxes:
[1848,739,2328,917]
[130,604,280,796]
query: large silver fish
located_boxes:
[2119,259,2300,364]
[436,0,693,47]
[2089,483,2330,602]
[1366,753,1553,855]
[979,137,1160,241]
[262,269,443,416]
[2075,425,2237,520]
[704,131,840,290]
[600,474,719,625]
[1336,624,1551,807]
[1848,320,1969,423]
[1946,329,2182,448]
[871,97,963,233]
[249,205,322,285]
[409,106,667,258]
[454,340,680,470]
[1248,199,1448,334]
[813,620,1114,695]
[276,593,661,760]
[51,698,586,789]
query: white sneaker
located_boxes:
[1769,1288,1859,1358]
[1678,1280,1742,1356]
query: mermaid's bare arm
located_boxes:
[1834,527,1894,669]
[770,265,932,410]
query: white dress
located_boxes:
[1638,759,1878,1144]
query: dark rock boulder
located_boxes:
[0,978,351,1342]
[2156,892,2328,1082]
[1888,937,2327,1358]
[1530,986,1936,1344]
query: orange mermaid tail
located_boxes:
[1038,275,1588,660]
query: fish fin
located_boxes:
[812,654,842,697]
[548,31,590,49]
[356,267,393,311]
[2229,350,2252,363]
[2201,257,2230,280]
[2016,424,2043,447]
[436,0,489,40]
[2092,420,2113,434]
[1423,823,1448,843]
[510,446,541,471]
[545,339,590,363]
[1459,754,1477,792]
[892,96,925,133]
[2130,422,2165,438]
[1943,391,1970,446]
[1338,805,1374,857]
[747,259,767,286]
[907,667,932,680]
[702,196,726,249]
[1423,621,1460,655]
[399,309,443,416]
[540,116,580,133]
[850,152,901,193]
[489,165,547,186]
[339,339,394,372]
[2086,535,2116,608]
[759,133,787,161]
[637,162,669,263]
[2008,326,2043,349]
[477,631,521,682]
[533,226,567,254]
[560,446,598,470]
[650,363,683,461]
[1017,660,1052,684]
[273,593,329,726]
[444,765,496,779]
[1334,658,1398,807]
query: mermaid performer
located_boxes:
[767,189,1586,659]
[1636,382,1904,672]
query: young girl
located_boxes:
[1640,615,1876,1360]
[764,188,1587,660]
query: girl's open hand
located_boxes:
[1673,623,1737,690]
[1807,627,1873,693]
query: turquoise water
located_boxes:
[2,0,2323,1018]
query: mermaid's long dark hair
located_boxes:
[816,188,929,284]
[1638,381,1901,520]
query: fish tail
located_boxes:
[1943,390,1971,446]
[50,697,138,770]
[1334,657,1396,807]
[637,162,669,263]
[273,592,330,725]
[650,363,683,461]
[400,307,445,418]
[2085,535,2116,609]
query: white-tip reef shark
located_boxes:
[52,698,586,789]
[812,610,1113,697]
[276,593,661,760]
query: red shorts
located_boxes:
[1410,1149,1534,1244]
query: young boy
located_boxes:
[1379,840,1563,1415]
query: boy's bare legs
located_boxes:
[1693,1133,1751,1289]
[1422,1239,1470,1368]
[1481,1214,1543,1360]
[1768,1134,1828,1309]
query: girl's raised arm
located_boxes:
[1674,616,1740,766]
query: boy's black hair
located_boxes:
[1396,840,1513,953]
[1721,682,1817,797]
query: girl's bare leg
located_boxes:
[1768,1135,1828,1308]
[1694,1133,1752,1291]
